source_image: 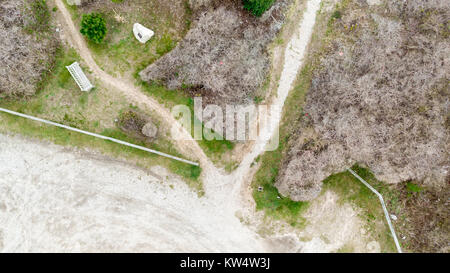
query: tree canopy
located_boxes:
[80,13,107,44]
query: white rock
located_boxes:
[142,122,158,138]
[133,23,154,44]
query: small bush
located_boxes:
[80,13,107,44]
[243,0,275,17]
[332,10,342,19]
[26,0,51,33]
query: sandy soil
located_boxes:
[0,134,264,252]
[0,133,374,252]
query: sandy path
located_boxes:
[198,0,323,210]
[231,0,322,200]
[53,0,213,171]
[53,0,321,202]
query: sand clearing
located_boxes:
[0,133,374,252]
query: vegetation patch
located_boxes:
[276,0,450,201]
[80,13,107,44]
[0,0,58,98]
[322,165,399,252]
[24,0,51,33]
[118,110,151,139]
[392,182,449,253]
[139,0,289,107]
[243,0,275,17]
[250,0,319,225]
[251,64,313,226]
[253,0,449,252]
[66,0,191,79]
[253,169,309,227]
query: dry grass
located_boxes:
[253,0,449,252]
[393,182,449,253]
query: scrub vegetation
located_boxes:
[65,0,191,79]
[65,0,236,165]
[253,0,449,252]
[0,0,58,98]
[140,0,290,107]
[0,45,202,190]
[243,0,276,16]
[80,12,107,44]
[277,0,449,202]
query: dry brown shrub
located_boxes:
[277,0,449,201]
[0,0,58,98]
[188,0,213,11]
[139,0,289,106]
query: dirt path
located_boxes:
[231,0,322,202]
[53,0,321,210]
[54,0,213,171]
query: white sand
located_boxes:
[0,134,265,252]
[0,134,374,252]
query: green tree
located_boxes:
[80,13,107,44]
[242,0,275,17]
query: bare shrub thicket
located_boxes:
[277,0,449,201]
[0,0,58,98]
[188,0,213,11]
[140,0,289,105]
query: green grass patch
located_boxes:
[137,80,236,164]
[194,118,235,161]
[253,175,309,228]
[0,46,203,191]
[322,165,400,252]
[251,64,313,226]
[243,0,275,17]
[65,0,191,78]
[155,34,176,55]
[136,79,193,109]
[406,182,423,193]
